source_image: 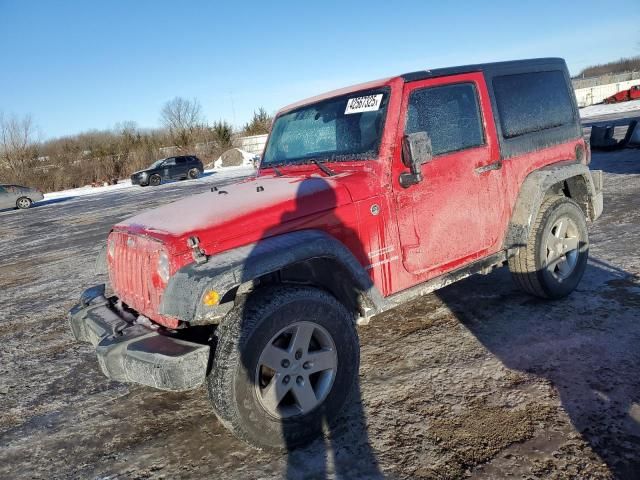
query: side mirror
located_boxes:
[400,132,432,188]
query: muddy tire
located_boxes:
[509,196,588,299]
[16,197,32,209]
[149,174,161,187]
[207,286,359,451]
[188,168,200,180]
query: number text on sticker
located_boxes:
[344,94,384,114]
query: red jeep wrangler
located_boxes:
[70,58,603,450]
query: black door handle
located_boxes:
[474,161,502,174]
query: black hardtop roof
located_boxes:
[401,57,567,83]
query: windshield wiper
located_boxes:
[271,165,283,176]
[311,158,336,177]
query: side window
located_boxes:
[493,70,574,139]
[405,83,484,156]
[175,157,187,165]
[0,186,6,193]
[164,158,176,166]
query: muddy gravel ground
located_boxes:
[1,144,639,479]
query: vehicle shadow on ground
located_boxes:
[436,257,640,479]
[590,149,640,175]
[234,177,383,479]
[33,196,79,208]
[162,171,217,184]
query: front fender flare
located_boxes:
[159,230,383,325]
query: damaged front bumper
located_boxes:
[68,285,210,391]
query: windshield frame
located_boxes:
[261,86,391,168]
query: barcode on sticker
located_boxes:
[344,94,383,114]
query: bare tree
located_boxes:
[0,113,38,178]
[160,97,204,147]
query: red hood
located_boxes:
[115,173,358,254]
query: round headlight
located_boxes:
[157,252,170,283]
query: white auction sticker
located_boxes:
[344,94,384,114]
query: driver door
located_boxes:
[393,72,505,276]
[163,158,176,179]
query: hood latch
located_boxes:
[187,236,208,265]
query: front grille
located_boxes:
[108,231,164,319]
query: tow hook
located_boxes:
[187,236,208,264]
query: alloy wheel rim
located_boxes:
[255,321,337,419]
[18,198,29,208]
[545,216,579,281]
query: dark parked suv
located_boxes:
[131,155,204,186]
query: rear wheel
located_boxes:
[188,168,200,180]
[149,174,161,186]
[509,196,588,299]
[16,197,32,209]
[207,286,359,451]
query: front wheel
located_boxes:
[509,196,589,299]
[149,174,161,186]
[207,286,359,451]
[16,197,32,209]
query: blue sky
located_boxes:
[0,0,638,139]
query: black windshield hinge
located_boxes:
[187,236,208,264]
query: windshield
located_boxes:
[262,88,389,167]
[149,159,165,169]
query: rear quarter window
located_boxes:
[493,70,574,139]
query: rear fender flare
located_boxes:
[504,162,600,248]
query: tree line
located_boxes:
[575,55,640,79]
[0,98,272,192]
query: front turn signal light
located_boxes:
[203,290,220,306]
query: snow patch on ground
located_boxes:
[580,99,640,119]
[42,166,254,202]
[43,179,133,201]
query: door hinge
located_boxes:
[474,161,502,174]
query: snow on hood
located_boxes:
[116,174,353,250]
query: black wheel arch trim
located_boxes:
[159,230,385,325]
[504,161,603,249]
